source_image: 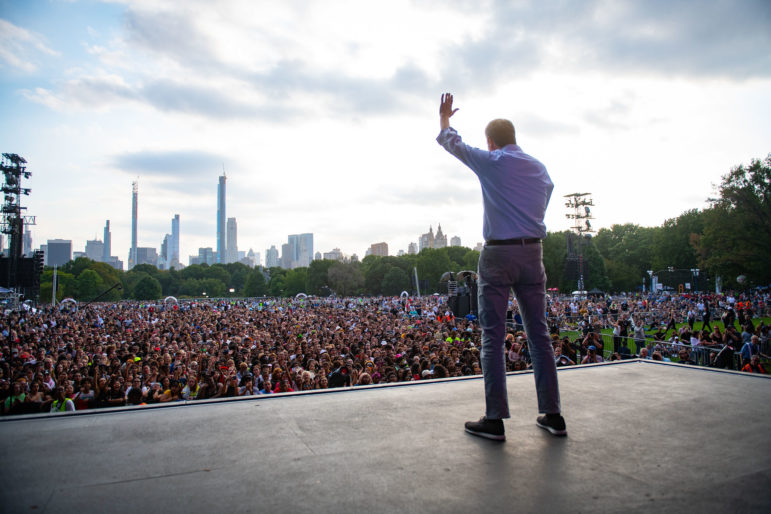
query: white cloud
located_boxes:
[3,0,771,263]
[0,18,59,72]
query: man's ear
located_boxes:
[487,136,498,151]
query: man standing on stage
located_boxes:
[436,93,566,441]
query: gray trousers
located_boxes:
[477,243,561,419]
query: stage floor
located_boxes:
[1,360,769,513]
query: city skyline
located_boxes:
[1,1,769,265]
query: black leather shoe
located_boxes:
[465,416,505,441]
[536,414,567,436]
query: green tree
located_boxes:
[200,278,226,297]
[328,262,364,296]
[180,278,203,297]
[269,276,286,297]
[74,269,104,301]
[205,264,231,286]
[60,257,93,277]
[583,237,611,291]
[307,260,335,295]
[242,269,268,297]
[542,231,567,291]
[362,256,392,295]
[381,266,410,296]
[181,264,207,280]
[40,269,75,303]
[445,246,469,269]
[226,263,250,293]
[132,264,160,277]
[462,249,479,271]
[594,224,653,291]
[699,155,771,288]
[415,248,452,293]
[650,209,703,272]
[284,268,308,297]
[133,275,162,300]
[89,262,123,301]
[123,270,151,299]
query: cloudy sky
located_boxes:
[1,0,769,266]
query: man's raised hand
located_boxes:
[440,92,458,130]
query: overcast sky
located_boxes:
[1,0,769,266]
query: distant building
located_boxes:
[397,249,405,256]
[85,239,104,261]
[322,248,344,261]
[408,242,417,255]
[240,248,259,268]
[103,220,112,262]
[73,251,86,259]
[280,243,293,269]
[369,242,388,257]
[47,239,72,267]
[136,247,158,267]
[105,257,123,270]
[450,236,462,247]
[474,242,484,252]
[279,233,313,268]
[22,230,32,256]
[265,245,279,268]
[159,234,171,269]
[419,224,448,251]
[226,217,238,264]
[217,175,226,264]
[314,251,322,261]
[434,224,447,248]
[170,214,180,267]
[129,181,138,269]
[199,247,216,266]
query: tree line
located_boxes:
[40,154,769,302]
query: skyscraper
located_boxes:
[171,214,180,267]
[103,220,111,262]
[265,245,279,267]
[22,230,32,256]
[47,239,72,266]
[85,239,104,261]
[160,234,171,268]
[129,181,138,269]
[281,233,314,268]
[226,217,238,264]
[217,174,226,264]
[297,233,313,267]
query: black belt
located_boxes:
[485,238,541,246]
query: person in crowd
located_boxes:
[741,354,766,374]
[159,380,183,402]
[581,346,604,364]
[677,348,697,365]
[49,386,76,413]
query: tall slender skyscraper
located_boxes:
[226,217,238,264]
[217,174,226,263]
[171,214,180,267]
[129,181,138,269]
[103,220,111,262]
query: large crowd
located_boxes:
[1,290,768,415]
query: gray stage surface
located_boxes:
[1,360,769,514]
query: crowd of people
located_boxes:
[1,290,768,415]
